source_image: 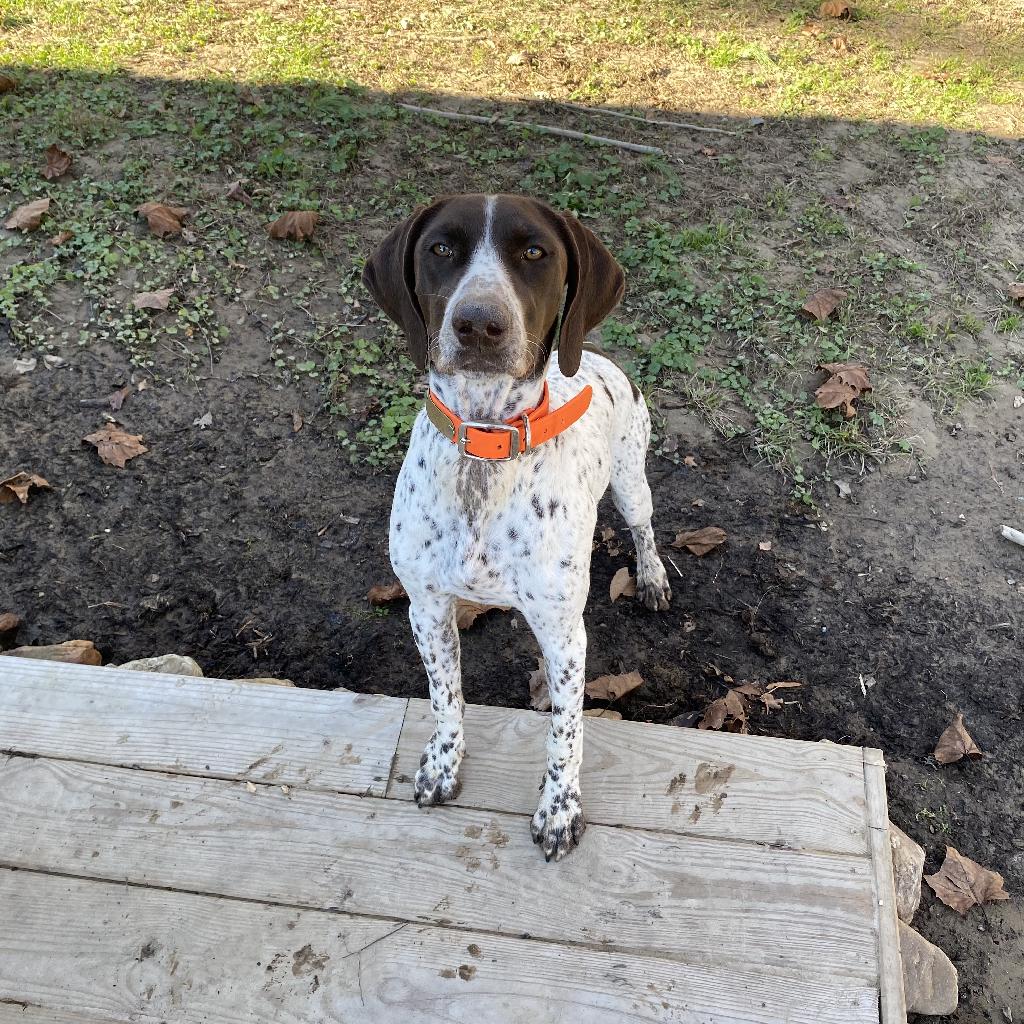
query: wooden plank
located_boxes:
[0,756,879,983]
[863,749,908,1024]
[0,869,880,1024]
[0,660,407,798]
[0,1006,128,1024]
[388,699,869,855]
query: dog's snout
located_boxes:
[452,301,509,344]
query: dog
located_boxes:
[363,194,671,861]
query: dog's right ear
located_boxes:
[361,200,445,372]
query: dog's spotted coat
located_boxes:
[363,194,671,860]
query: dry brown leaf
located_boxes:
[934,713,983,765]
[683,455,698,468]
[815,361,872,418]
[292,411,304,433]
[820,0,852,17]
[4,198,50,231]
[1008,283,1024,304]
[267,211,319,241]
[137,202,188,237]
[455,600,508,630]
[83,425,147,468]
[107,384,131,412]
[801,287,847,321]
[583,708,622,720]
[699,688,748,732]
[132,287,174,311]
[0,471,52,505]
[672,526,727,556]
[609,566,636,602]
[49,229,74,246]
[585,670,643,702]
[0,639,101,666]
[367,580,407,605]
[529,657,550,711]
[226,180,253,206]
[925,847,1010,914]
[0,75,16,94]
[42,144,72,180]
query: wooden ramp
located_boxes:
[0,660,906,1023]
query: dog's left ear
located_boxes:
[362,200,447,371]
[555,212,625,377]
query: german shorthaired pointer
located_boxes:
[363,194,671,861]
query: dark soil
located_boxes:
[2,338,1022,1020]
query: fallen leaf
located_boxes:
[683,455,698,468]
[0,471,52,505]
[0,639,101,665]
[585,670,643,702]
[925,847,1010,914]
[193,412,213,430]
[42,144,72,180]
[800,287,847,321]
[699,146,717,157]
[226,180,253,205]
[583,708,622,720]
[831,35,851,53]
[699,688,748,732]
[367,580,407,604]
[672,526,727,556]
[815,361,872,418]
[529,657,550,711]
[132,287,174,311]
[609,566,636,602]
[84,425,147,468]
[819,0,852,17]
[267,211,319,241]
[292,411,304,433]
[506,51,527,66]
[455,600,508,630]
[0,75,16,94]
[4,197,50,231]
[137,202,188,237]
[107,384,131,412]
[835,478,852,498]
[42,354,66,369]
[1008,283,1024,305]
[49,230,74,246]
[934,713,983,765]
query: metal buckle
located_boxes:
[457,421,521,461]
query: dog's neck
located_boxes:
[429,370,546,423]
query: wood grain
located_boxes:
[0,660,406,797]
[388,699,869,854]
[0,755,879,983]
[0,869,881,1024]
[864,748,909,1024]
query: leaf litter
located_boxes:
[934,713,983,765]
[0,472,52,505]
[925,847,1010,914]
[83,425,148,468]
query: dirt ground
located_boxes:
[3,325,1023,1020]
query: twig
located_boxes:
[397,103,666,156]
[1000,524,1024,548]
[665,554,684,579]
[558,101,739,137]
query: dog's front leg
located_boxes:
[408,594,466,806]
[529,614,588,861]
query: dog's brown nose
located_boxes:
[452,301,508,344]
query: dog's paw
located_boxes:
[531,786,586,862]
[637,574,672,612]
[413,733,464,807]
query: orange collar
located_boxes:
[425,382,593,461]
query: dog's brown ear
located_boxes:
[556,212,625,377]
[362,200,445,371]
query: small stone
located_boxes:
[0,611,23,643]
[13,357,37,374]
[898,920,958,1016]
[889,822,926,923]
[506,51,527,65]
[1,640,101,665]
[834,478,852,499]
[1014,395,1024,409]
[115,654,204,676]
[193,412,213,429]
[42,354,68,369]
[238,676,295,687]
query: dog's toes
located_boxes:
[532,791,587,861]
[414,764,462,807]
[637,579,672,612]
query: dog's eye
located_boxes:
[523,246,545,261]
[431,242,454,258]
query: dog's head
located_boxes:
[362,194,624,378]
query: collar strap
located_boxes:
[425,382,593,461]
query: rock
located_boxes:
[0,639,101,665]
[238,676,295,687]
[890,821,926,923]
[899,920,959,1016]
[0,611,22,645]
[115,654,204,676]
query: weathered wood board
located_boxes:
[0,660,906,1023]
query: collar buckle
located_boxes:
[457,421,521,461]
